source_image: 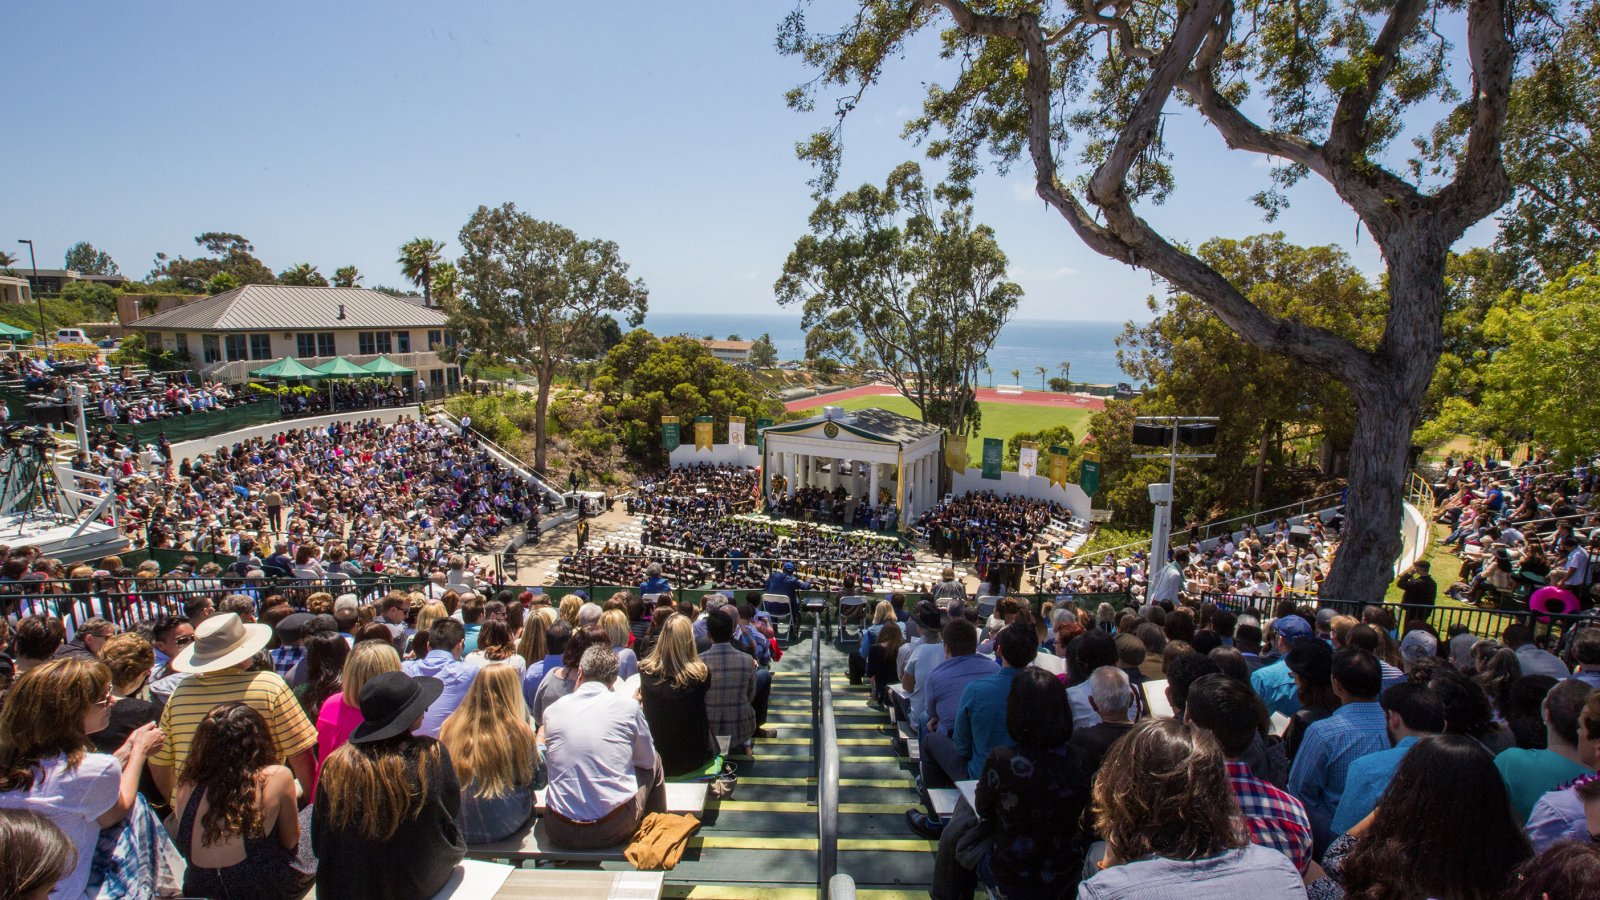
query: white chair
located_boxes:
[837,595,868,641]
[761,593,795,644]
[975,595,999,619]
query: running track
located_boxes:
[785,382,1107,412]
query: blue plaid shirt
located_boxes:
[271,644,306,680]
[1287,699,1389,822]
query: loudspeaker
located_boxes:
[1133,424,1172,446]
[1289,525,1312,547]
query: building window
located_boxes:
[203,335,221,363]
[224,335,247,362]
[296,333,336,358]
[395,331,411,353]
[175,333,188,355]
[358,332,393,355]
[249,334,272,360]
[428,330,443,349]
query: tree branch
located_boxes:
[1434,0,1516,238]
[927,0,1377,385]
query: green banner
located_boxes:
[756,416,773,454]
[661,416,680,451]
[981,437,1003,480]
[1080,458,1102,497]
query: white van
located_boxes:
[55,328,92,345]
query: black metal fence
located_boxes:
[1200,591,1595,643]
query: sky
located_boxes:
[5,1,1499,322]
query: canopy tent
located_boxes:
[312,357,372,377]
[359,356,415,376]
[249,356,322,380]
[0,322,35,342]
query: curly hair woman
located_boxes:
[1078,717,1306,898]
[173,702,311,899]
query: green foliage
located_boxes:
[1074,527,1153,560]
[332,266,362,288]
[63,241,118,276]
[598,330,783,465]
[56,282,117,318]
[149,233,276,290]
[0,292,121,336]
[1104,234,1383,522]
[106,333,191,372]
[1426,260,1600,463]
[443,393,524,447]
[398,238,445,306]
[278,263,328,287]
[776,161,1020,436]
[451,203,648,470]
[205,273,239,295]
[1047,377,1072,393]
[749,333,779,368]
[1002,424,1078,470]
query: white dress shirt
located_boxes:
[542,681,656,822]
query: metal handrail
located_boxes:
[817,673,841,895]
[1051,492,1346,570]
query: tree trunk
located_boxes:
[533,362,552,472]
[1252,422,1271,508]
[1319,245,1444,604]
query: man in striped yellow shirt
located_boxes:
[148,613,318,801]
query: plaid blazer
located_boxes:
[701,642,757,748]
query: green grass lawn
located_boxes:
[794,394,1093,465]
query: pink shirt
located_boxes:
[313,694,365,796]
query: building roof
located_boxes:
[23,268,125,282]
[701,339,754,351]
[764,406,943,446]
[126,284,450,332]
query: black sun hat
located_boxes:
[349,671,443,744]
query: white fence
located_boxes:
[949,468,1094,521]
[668,443,761,468]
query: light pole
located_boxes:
[16,239,46,348]
[1132,415,1219,588]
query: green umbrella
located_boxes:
[250,356,322,380]
[359,355,415,376]
[312,357,372,377]
[0,322,34,341]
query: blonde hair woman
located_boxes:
[314,642,402,788]
[439,666,537,843]
[411,601,449,659]
[601,608,639,680]
[637,616,720,778]
[557,594,583,626]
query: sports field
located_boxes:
[793,393,1093,463]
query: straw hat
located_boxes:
[171,612,274,674]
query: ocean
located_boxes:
[641,312,1134,387]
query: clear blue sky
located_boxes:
[6,1,1496,322]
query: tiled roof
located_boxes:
[126,285,450,331]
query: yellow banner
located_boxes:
[1048,448,1070,487]
[694,416,714,451]
[945,434,967,471]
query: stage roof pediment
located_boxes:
[762,407,942,448]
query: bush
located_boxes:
[1074,527,1152,559]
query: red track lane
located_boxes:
[785,382,1106,412]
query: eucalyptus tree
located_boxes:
[780,0,1547,602]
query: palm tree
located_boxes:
[279,263,328,286]
[430,262,460,308]
[1009,368,1020,386]
[983,363,993,387]
[1058,360,1071,386]
[332,265,362,288]
[1035,365,1048,390]
[398,238,445,307]
[0,250,16,274]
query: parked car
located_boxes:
[56,328,92,345]
[96,338,120,349]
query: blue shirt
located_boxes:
[763,571,806,600]
[402,650,483,739]
[1287,700,1389,822]
[639,577,672,596]
[1251,658,1300,718]
[522,653,562,710]
[1330,735,1416,834]
[924,653,999,735]
[461,623,482,655]
[954,666,1024,779]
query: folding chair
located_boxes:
[975,595,999,620]
[762,593,796,645]
[837,595,868,642]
